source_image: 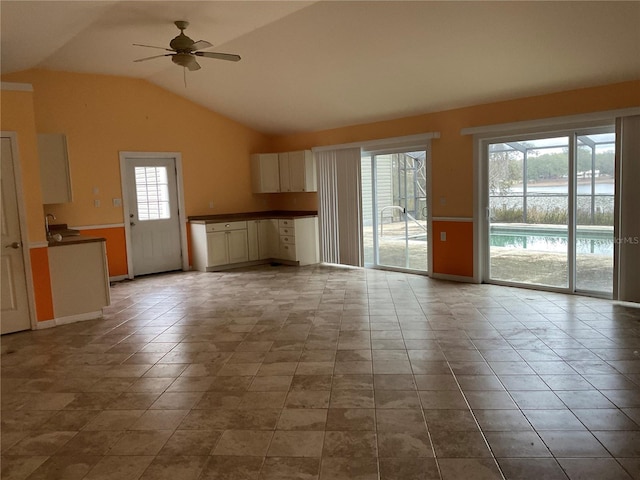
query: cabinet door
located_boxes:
[278,152,291,192]
[258,219,278,259]
[247,221,260,261]
[287,150,306,192]
[207,231,228,267]
[38,133,72,204]
[251,154,280,193]
[227,229,249,264]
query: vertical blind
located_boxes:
[316,147,363,267]
[616,115,640,302]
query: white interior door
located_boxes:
[1,136,32,334]
[125,157,182,276]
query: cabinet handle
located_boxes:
[225,224,231,228]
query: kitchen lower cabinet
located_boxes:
[248,219,278,261]
[191,215,318,271]
[48,239,110,323]
[277,217,319,265]
[191,221,249,271]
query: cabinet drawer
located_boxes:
[206,221,247,232]
[280,235,295,245]
[279,226,295,236]
[280,243,296,261]
[278,219,294,228]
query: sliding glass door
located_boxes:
[486,128,615,296]
[362,150,428,272]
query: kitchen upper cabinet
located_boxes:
[38,133,72,204]
[279,150,316,192]
[251,153,280,193]
[251,150,316,193]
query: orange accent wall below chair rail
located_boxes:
[29,247,54,321]
[78,227,128,278]
[432,221,474,278]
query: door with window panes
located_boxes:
[126,157,182,276]
[485,128,615,296]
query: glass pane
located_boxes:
[375,154,406,267]
[406,152,428,271]
[575,132,615,294]
[373,151,427,271]
[361,154,374,265]
[135,166,171,221]
[489,137,569,288]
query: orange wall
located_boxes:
[432,221,474,277]
[29,247,54,321]
[2,69,276,227]
[79,228,128,278]
[2,88,55,322]
[3,71,639,327]
[272,80,640,276]
[0,89,46,242]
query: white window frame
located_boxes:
[468,107,640,295]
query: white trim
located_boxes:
[1,132,38,331]
[431,272,477,283]
[475,122,620,296]
[71,223,125,230]
[119,151,188,279]
[29,241,50,249]
[35,311,103,329]
[109,275,128,282]
[461,107,640,137]
[1,82,33,92]
[55,311,103,325]
[432,217,473,222]
[34,319,56,330]
[312,132,440,153]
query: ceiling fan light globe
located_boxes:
[171,54,192,68]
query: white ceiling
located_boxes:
[2,1,639,135]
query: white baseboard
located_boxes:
[430,272,478,283]
[35,311,103,329]
[34,319,56,330]
[109,275,128,282]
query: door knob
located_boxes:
[5,242,21,249]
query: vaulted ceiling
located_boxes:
[2,1,639,134]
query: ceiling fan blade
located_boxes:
[134,53,173,63]
[195,51,241,62]
[191,40,213,51]
[186,56,201,71]
[133,43,174,52]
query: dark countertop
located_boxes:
[48,235,106,247]
[188,210,318,224]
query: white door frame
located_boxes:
[474,122,619,297]
[1,131,37,330]
[119,151,189,279]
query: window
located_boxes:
[134,166,171,221]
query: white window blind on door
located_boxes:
[316,147,363,267]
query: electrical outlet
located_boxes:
[113,198,122,207]
[209,201,214,209]
[94,199,101,208]
[440,231,446,241]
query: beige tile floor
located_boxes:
[1,264,640,480]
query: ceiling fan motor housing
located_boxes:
[170,21,195,52]
[170,33,195,52]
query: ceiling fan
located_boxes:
[134,20,241,71]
